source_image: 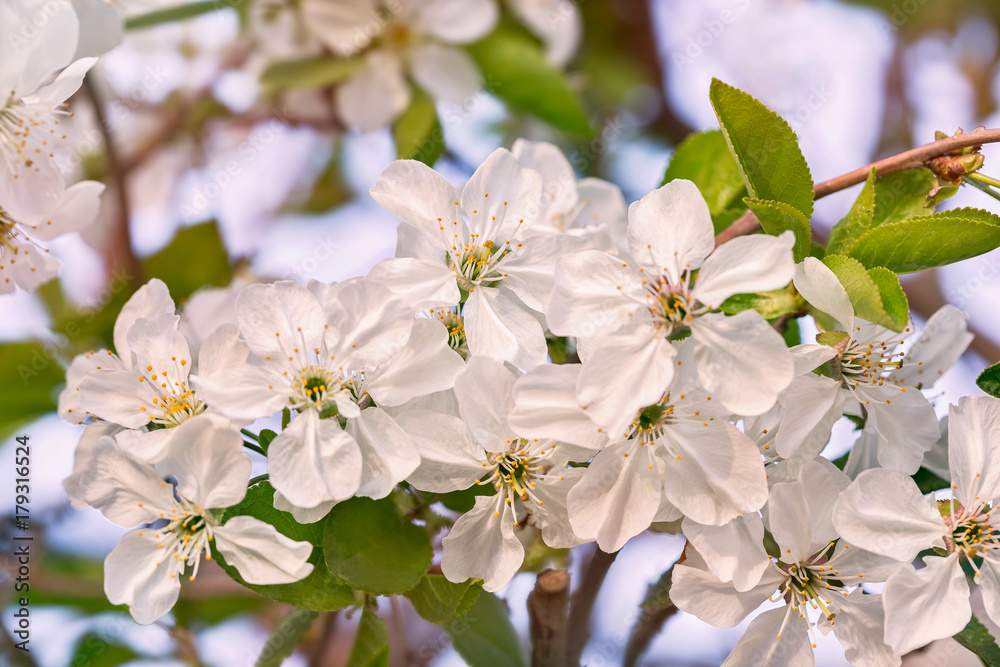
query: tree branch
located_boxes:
[715,127,1000,246]
[622,604,679,667]
[566,547,618,665]
[528,569,571,667]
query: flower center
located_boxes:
[451,240,510,289]
[483,440,563,525]
[0,94,69,176]
[647,276,698,336]
[140,363,206,428]
[429,308,467,356]
[840,334,905,387]
[143,498,217,583]
[941,501,1000,561]
[769,543,858,646]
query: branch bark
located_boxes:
[715,127,1000,246]
[622,604,679,667]
[528,569,571,667]
[566,547,618,665]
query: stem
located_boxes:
[254,607,319,667]
[248,473,269,487]
[716,127,1000,245]
[566,547,618,665]
[962,175,1000,203]
[244,441,266,456]
[308,613,338,667]
[241,428,260,442]
[527,569,571,667]
[622,605,679,667]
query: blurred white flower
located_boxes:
[506,0,581,68]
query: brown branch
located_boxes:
[622,605,679,667]
[528,569,571,667]
[715,127,1000,246]
[566,547,618,665]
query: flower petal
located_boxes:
[214,516,314,584]
[883,553,971,655]
[793,257,854,332]
[104,530,181,625]
[336,52,410,132]
[442,493,523,592]
[627,179,714,283]
[693,231,796,309]
[410,43,482,103]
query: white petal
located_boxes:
[948,396,1000,508]
[824,590,900,667]
[410,0,498,43]
[104,530,181,625]
[531,468,587,548]
[511,138,578,225]
[883,554,971,655]
[113,279,176,366]
[166,418,250,509]
[566,441,661,552]
[3,0,79,93]
[575,178,629,253]
[793,257,854,332]
[462,286,547,369]
[768,480,815,564]
[627,179,714,283]
[508,363,605,450]
[693,231,796,308]
[409,43,482,104]
[301,0,380,56]
[370,162,460,248]
[348,408,421,499]
[114,428,175,464]
[500,233,591,314]
[774,374,844,460]
[454,355,516,450]
[273,492,335,525]
[442,494,523,592]
[832,468,946,560]
[461,147,543,239]
[507,0,581,67]
[336,52,410,132]
[790,343,838,375]
[367,257,459,310]
[27,180,104,240]
[976,554,1000,629]
[366,318,464,407]
[892,305,972,388]
[575,329,676,437]
[690,310,794,415]
[721,607,814,667]
[236,281,325,358]
[268,410,363,508]
[214,516,314,584]
[858,383,940,474]
[196,323,249,378]
[396,409,484,492]
[328,278,415,366]
[670,547,783,628]
[682,514,770,592]
[192,362,288,423]
[546,249,644,337]
[661,422,768,526]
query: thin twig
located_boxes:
[528,569,571,667]
[715,127,1000,246]
[307,612,338,667]
[622,605,679,667]
[566,547,618,665]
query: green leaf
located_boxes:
[744,198,812,261]
[709,79,815,218]
[70,634,141,667]
[345,608,390,667]
[641,567,674,610]
[978,363,1000,399]
[216,482,355,611]
[300,152,352,214]
[393,91,444,165]
[323,497,433,596]
[144,222,231,301]
[467,31,591,136]
[404,575,483,625]
[719,284,805,320]
[254,608,319,667]
[827,168,877,256]
[125,0,225,29]
[846,208,1000,273]
[871,169,936,227]
[822,255,909,331]
[258,429,277,453]
[912,467,950,495]
[439,485,495,513]
[0,343,65,441]
[954,615,1000,665]
[261,56,363,90]
[661,130,746,214]
[447,592,527,667]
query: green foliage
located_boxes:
[217,482,355,611]
[261,56,363,90]
[976,363,1000,398]
[0,343,66,440]
[394,91,445,165]
[709,79,815,219]
[822,255,909,331]
[546,335,574,365]
[447,592,527,667]
[912,467,950,494]
[125,0,225,29]
[954,615,1000,665]
[661,130,747,216]
[827,168,877,256]
[871,169,936,227]
[641,567,674,610]
[144,222,231,302]
[439,485,495,513]
[255,608,319,667]
[846,208,1000,273]
[404,575,483,625]
[301,153,353,214]
[69,634,141,667]
[346,607,390,667]
[744,198,812,261]
[258,429,277,453]
[323,497,433,596]
[719,284,805,320]
[467,31,591,137]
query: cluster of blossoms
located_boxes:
[59,139,999,666]
[0,0,106,294]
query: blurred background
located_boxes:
[3,0,1000,664]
